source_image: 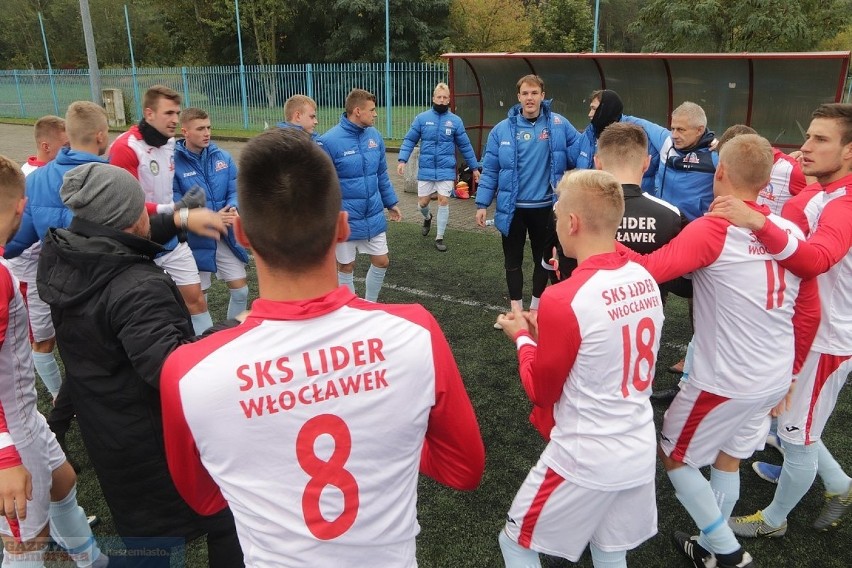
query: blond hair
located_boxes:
[718,134,773,195]
[557,169,624,236]
[284,95,317,122]
[65,101,108,146]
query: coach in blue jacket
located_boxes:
[173,107,250,320]
[318,89,401,302]
[475,74,579,317]
[398,82,480,252]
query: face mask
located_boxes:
[432,103,449,114]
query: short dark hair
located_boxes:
[143,85,181,111]
[517,74,544,92]
[345,89,376,116]
[238,129,341,272]
[180,107,209,123]
[812,103,852,145]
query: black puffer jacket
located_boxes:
[37,217,227,538]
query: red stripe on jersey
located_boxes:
[805,354,852,445]
[518,467,565,548]
[669,390,729,463]
[776,265,786,308]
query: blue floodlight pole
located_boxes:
[79,0,102,104]
[385,0,391,136]
[235,0,250,129]
[38,12,60,115]
[593,0,601,53]
[124,5,142,120]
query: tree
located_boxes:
[529,0,594,53]
[445,0,531,53]
[631,0,851,53]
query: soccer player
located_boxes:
[709,103,852,537]
[318,88,402,302]
[0,155,108,568]
[110,85,212,334]
[397,82,480,252]
[716,124,807,216]
[160,128,485,567]
[621,134,818,568]
[277,94,319,137]
[173,107,250,320]
[495,169,664,568]
[8,115,67,401]
[475,74,579,316]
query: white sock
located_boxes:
[816,440,852,495]
[763,441,819,527]
[510,299,523,312]
[668,466,740,555]
[365,265,387,302]
[590,543,627,568]
[338,271,355,294]
[49,485,106,568]
[529,296,540,311]
[698,467,740,550]
[32,351,61,398]
[190,311,214,335]
[498,529,540,567]
[227,285,249,320]
[1,546,46,567]
[436,204,449,239]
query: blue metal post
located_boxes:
[385,0,391,137]
[13,70,25,117]
[38,12,59,115]
[593,0,601,53]
[124,5,142,120]
[181,66,190,106]
[235,0,250,129]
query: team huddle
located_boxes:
[0,74,849,568]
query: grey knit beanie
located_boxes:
[60,163,146,230]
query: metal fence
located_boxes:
[0,62,449,139]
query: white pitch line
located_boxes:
[354,278,506,312]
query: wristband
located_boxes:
[179,207,189,231]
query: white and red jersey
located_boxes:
[514,251,664,491]
[751,174,852,355]
[0,256,40,461]
[20,157,46,177]
[161,287,484,568]
[757,149,807,215]
[623,203,816,399]
[109,124,176,209]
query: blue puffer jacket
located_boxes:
[398,108,479,181]
[623,115,718,221]
[570,122,659,193]
[317,115,398,241]
[475,100,579,236]
[173,140,249,273]
[4,148,108,259]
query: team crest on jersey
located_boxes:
[553,117,562,124]
[759,183,777,201]
[684,152,700,164]
[521,132,532,141]
[150,160,160,175]
[444,120,453,127]
[368,139,378,149]
[539,129,550,140]
[215,160,228,172]
[445,128,452,135]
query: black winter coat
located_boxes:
[38,217,229,538]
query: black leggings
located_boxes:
[501,207,554,302]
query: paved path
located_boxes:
[0,122,487,234]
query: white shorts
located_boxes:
[417,180,454,198]
[0,417,67,541]
[503,458,657,561]
[199,245,247,290]
[335,233,389,264]
[660,380,784,468]
[7,246,55,343]
[154,242,201,286]
[778,350,852,445]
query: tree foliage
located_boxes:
[529,0,594,53]
[444,0,532,53]
[632,0,852,52]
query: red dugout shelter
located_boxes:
[442,52,850,153]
